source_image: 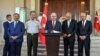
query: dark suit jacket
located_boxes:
[45,20,62,32]
[8,21,25,43]
[3,21,10,40]
[77,20,92,38]
[62,19,77,38]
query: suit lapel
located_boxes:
[6,22,9,27]
[66,20,68,29]
[80,21,83,29]
[66,20,72,29]
[49,21,53,30]
[10,22,15,31]
[12,22,15,29]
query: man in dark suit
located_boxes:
[45,12,62,56]
[8,13,25,56]
[62,12,77,56]
[77,13,92,56]
[45,12,62,32]
[3,14,12,56]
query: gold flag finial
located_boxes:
[45,0,48,5]
[45,2,48,5]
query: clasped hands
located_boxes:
[63,34,86,40]
[10,36,18,40]
[79,36,86,40]
[63,34,71,37]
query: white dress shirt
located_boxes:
[67,19,71,28]
[8,21,12,23]
[25,19,41,33]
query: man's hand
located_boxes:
[67,34,71,37]
[63,34,67,37]
[11,36,18,40]
[79,36,83,40]
[79,36,86,40]
[82,36,86,40]
[11,36,14,39]
[13,36,18,40]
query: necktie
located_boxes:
[14,21,17,28]
[52,21,55,29]
[82,21,85,28]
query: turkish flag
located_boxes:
[94,11,100,31]
[39,2,48,44]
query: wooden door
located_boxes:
[40,0,90,20]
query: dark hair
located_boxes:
[6,14,11,18]
[13,13,20,16]
[30,11,36,15]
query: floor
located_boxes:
[0,35,100,56]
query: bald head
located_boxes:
[65,12,72,20]
[80,12,87,21]
[50,12,57,21]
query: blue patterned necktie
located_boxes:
[14,21,17,28]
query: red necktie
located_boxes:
[82,21,85,28]
[52,21,55,29]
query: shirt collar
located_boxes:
[52,20,56,21]
[69,19,71,21]
[82,20,86,22]
[14,20,19,23]
[82,20,87,25]
[7,21,12,23]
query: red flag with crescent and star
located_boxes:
[39,2,48,44]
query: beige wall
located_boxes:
[90,0,100,35]
[95,0,100,35]
[35,0,40,15]
[0,0,39,34]
[95,0,100,10]
[90,0,95,35]
[25,0,40,20]
[95,0,100,19]
[0,0,24,34]
[0,0,100,35]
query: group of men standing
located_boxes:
[62,12,92,56]
[3,11,92,56]
[3,13,25,56]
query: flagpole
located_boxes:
[45,0,47,3]
[45,0,48,5]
